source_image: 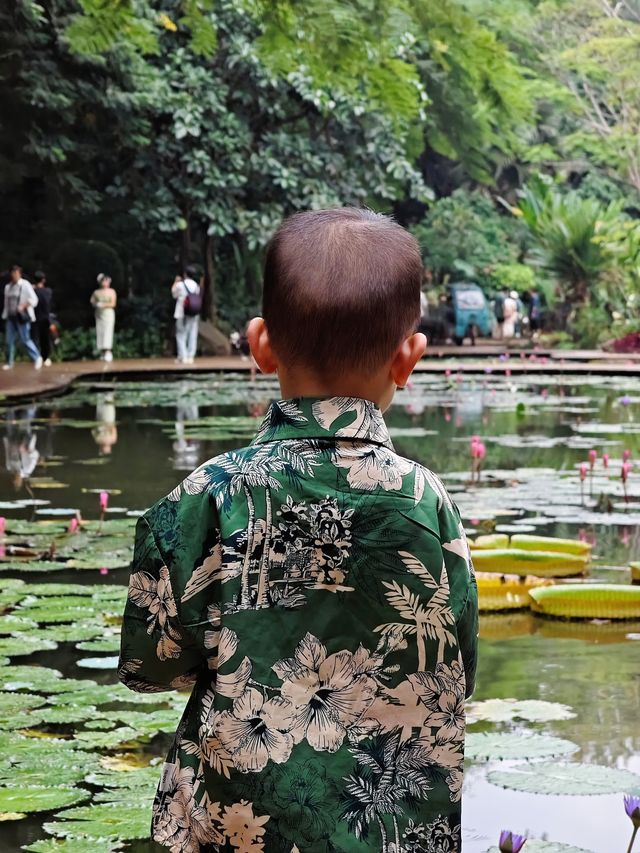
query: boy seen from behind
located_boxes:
[119,208,479,853]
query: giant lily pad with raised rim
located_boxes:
[488,762,640,795]
[466,698,577,724]
[466,732,579,762]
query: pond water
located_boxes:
[1,372,640,853]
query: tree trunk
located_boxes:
[239,485,255,609]
[203,231,216,322]
[255,488,272,608]
[180,218,191,272]
[417,624,427,672]
[392,815,400,853]
[376,816,388,853]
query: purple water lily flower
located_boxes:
[625,794,640,827]
[499,830,526,853]
[620,395,632,406]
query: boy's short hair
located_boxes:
[263,207,423,376]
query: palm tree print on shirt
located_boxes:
[119,396,478,853]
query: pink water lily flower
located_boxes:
[579,462,588,481]
[623,449,631,462]
[99,491,109,512]
[0,517,5,537]
[68,517,79,534]
[602,453,609,468]
[588,449,597,469]
[622,462,633,483]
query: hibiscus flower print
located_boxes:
[215,687,296,772]
[409,661,466,750]
[334,443,412,491]
[127,565,183,661]
[273,633,378,752]
[153,762,221,852]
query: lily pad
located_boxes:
[25,839,123,853]
[0,635,58,657]
[44,803,151,840]
[488,762,640,795]
[0,785,89,814]
[485,843,596,853]
[466,732,579,761]
[73,728,140,749]
[0,561,70,574]
[38,706,100,725]
[76,657,118,670]
[466,698,577,724]
[76,637,120,653]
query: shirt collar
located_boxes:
[252,396,393,449]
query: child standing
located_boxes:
[119,208,478,853]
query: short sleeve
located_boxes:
[118,516,205,692]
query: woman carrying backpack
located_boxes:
[171,265,201,364]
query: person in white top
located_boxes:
[171,265,201,364]
[2,265,43,370]
[502,290,520,339]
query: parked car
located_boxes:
[447,282,494,344]
[419,282,493,345]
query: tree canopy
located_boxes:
[1,0,639,344]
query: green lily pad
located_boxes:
[0,692,47,715]
[0,615,39,635]
[24,625,104,643]
[466,698,577,724]
[488,762,640,795]
[76,637,120,653]
[85,765,160,791]
[466,732,579,761]
[44,803,151,840]
[99,708,180,737]
[0,561,70,574]
[76,657,118,670]
[0,785,89,814]
[0,665,65,693]
[73,728,140,749]
[0,635,57,657]
[38,706,100,725]
[25,838,123,852]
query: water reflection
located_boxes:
[91,393,118,456]
[2,406,39,491]
[172,382,202,471]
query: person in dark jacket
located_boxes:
[32,271,54,366]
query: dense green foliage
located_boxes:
[2,0,640,347]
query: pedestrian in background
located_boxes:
[171,265,201,364]
[2,265,42,370]
[90,273,117,362]
[32,270,54,366]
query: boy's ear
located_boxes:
[390,332,427,388]
[247,317,279,374]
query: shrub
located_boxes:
[411,189,525,286]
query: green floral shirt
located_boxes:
[119,396,478,853]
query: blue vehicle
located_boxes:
[447,282,493,345]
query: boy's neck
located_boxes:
[276,366,393,410]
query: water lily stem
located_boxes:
[628,825,638,853]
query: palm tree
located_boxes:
[342,729,433,852]
[206,442,321,609]
[206,447,283,608]
[375,553,456,670]
[517,174,622,304]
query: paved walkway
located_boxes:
[2,349,640,401]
